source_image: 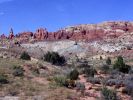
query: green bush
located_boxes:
[12,66,24,77]
[83,67,97,77]
[0,74,9,84]
[113,56,131,73]
[106,57,111,65]
[100,64,110,74]
[43,52,66,65]
[101,87,118,100]
[53,76,67,87]
[87,77,101,84]
[68,69,79,80]
[20,51,31,60]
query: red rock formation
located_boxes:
[9,28,14,39]
[3,21,133,42]
[18,32,33,38]
[34,28,48,40]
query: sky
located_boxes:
[0,0,133,35]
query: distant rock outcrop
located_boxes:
[1,21,133,42]
[34,28,48,40]
[9,28,14,39]
[40,21,133,41]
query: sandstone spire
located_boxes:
[9,28,14,39]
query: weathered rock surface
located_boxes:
[1,21,133,42]
[1,21,133,55]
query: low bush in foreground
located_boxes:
[68,69,79,80]
[0,74,9,84]
[20,51,31,60]
[100,64,110,74]
[87,77,101,84]
[106,57,111,65]
[12,66,24,77]
[43,52,66,65]
[76,82,85,92]
[83,67,97,77]
[101,87,118,100]
[113,56,131,73]
[53,75,67,87]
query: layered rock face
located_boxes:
[34,28,48,40]
[1,21,133,42]
[31,21,133,41]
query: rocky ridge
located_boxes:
[1,21,133,42]
[0,21,133,55]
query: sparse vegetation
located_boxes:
[87,77,101,84]
[113,56,131,73]
[0,74,9,84]
[68,69,79,80]
[106,57,111,65]
[101,87,118,100]
[20,51,31,60]
[83,67,97,77]
[53,75,67,87]
[43,52,66,65]
[100,64,110,74]
[12,66,24,77]
[76,82,85,91]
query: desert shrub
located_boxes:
[20,51,31,60]
[100,64,110,74]
[65,79,76,88]
[87,77,101,84]
[77,64,90,69]
[68,69,79,80]
[106,57,111,65]
[124,81,133,97]
[76,82,85,91]
[83,67,97,77]
[109,70,125,79]
[0,74,9,84]
[12,66,24,77]
[53,75,67,87]
[106,79,123,87]
[43,52,66,65]
[113,56,131,73]
[129,69,133,74]
[101,87,118,100]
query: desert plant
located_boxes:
[0,74,9,84]
[101,87,118,100]
[100,64,110,74]
[12,66,24,77]
[106,57,111,65]
[124,81,133,97]
[65,79,76,88]
[76,82,85,91]
[83,67,97,77]
[43,52,66,65]
[106,79,123,87]
[53,75,67,87]
[20,51,31,60]
[129,69,133,74]
[113,56,131,73]
[68,69,79,80]
[87,77,101,84]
